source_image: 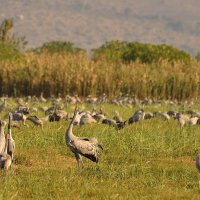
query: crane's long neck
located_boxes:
[3,133,9,154]
[66,110,78,140]
[0,125,4,137]
[0,121,6,138]
[8,114,12,138]
[0,125,4,135]
[4,99,7,107]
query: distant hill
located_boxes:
[1,0,200,55]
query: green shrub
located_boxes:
[32,41,85,54]
[92,40,193,64]
[0,42,24,61]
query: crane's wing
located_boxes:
[78,137,90,141]
[71,139,100,163]
[78,137,103,150]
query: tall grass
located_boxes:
[0,51,200,100]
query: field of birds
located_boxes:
[0,95,200,199]
[1,18,200,199]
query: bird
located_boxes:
[65,105,103,168]
[0,120,6,153]
[11,112,27,126]
[144,112,154,120]
[27,115,43,128]
[102,118,116,126]
[113,111,123,123]
[113,111,126,130]
[128,109,145,124]
[0,123,13,170]
[5,113,15,161]
[174,112,190,129]
[157,111,170,121]
[79,112,97,125]
[114,120,127,130]
[40,92,47,103]
[188,117,199,126]
[0,98,7,112]
[0,133,12,171]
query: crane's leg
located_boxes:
[9,163,13,175]
[74,153,83,169]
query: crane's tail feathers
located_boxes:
[81,153,98,163]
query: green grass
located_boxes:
[1,101,200,199]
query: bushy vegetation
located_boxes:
[0,42,24,61]
[0,51,199,100]
[32,41,85,54]
[92,40,193,64]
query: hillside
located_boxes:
[1,0,200,54]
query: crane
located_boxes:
[0,120,6,153]
[5,113,15,161]
[128,109,145,124]
[0,133,12,171]
[65,105,103,168]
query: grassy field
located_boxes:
[1,101,200,199]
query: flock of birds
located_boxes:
[1,94,200,178]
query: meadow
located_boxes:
[1,99,200,199]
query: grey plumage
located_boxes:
[0,116,12,171]
[11,112,27,126]
[6,113,15,161]
[0,133,12,170]
[65,106,103,167]
[27,115,43,127]
[0,98,7,112]
[128,109,145,124]
[0,120,6,153]
[112,111,126,130]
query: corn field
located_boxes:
[0,51,200,100]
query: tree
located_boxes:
[92,40,194,64]
[0,18,28,52]
[32,41,85,54]
[92,40,128,62]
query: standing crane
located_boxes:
[0,133,12,171]
[0,120,6,153]
[65,105,103,168]
[5,113,15,161]
[0,98,7,112]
